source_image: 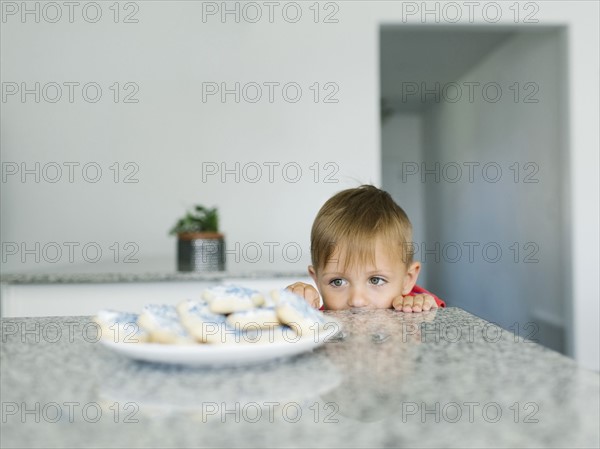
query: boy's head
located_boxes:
[308,185,420,310]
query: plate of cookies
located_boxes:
[95,285,341,367]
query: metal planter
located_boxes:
[177,232,225,272]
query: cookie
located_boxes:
[226,307,280,330]
[271,289,328,338]
[94,310,149,343]
[177,299,230,344]
[202,285,265,314]
[178,299,292,345]
[137,304,196,345]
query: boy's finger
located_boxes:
[287,283,320,309]
[305,288,321,309]
[290,284,307,299]
[411,295,424,312]
[402,295,414,313]
[392,296,405,310]
[287,283,306,296]
[421,295,438,311]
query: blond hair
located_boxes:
[310,185,414,273]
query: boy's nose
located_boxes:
[348,290,368,308]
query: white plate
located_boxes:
[99,320,341,367]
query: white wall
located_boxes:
[0,2,380,276]
[1,2,598,369]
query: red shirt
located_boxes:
[319,284,445,310]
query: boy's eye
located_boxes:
[369,277,386,286]
[329,278,346,287]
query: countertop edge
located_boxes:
[0,271,310,285]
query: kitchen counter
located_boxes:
[0,270,308,285]
[1,307,598,448]
[0,255,309,285]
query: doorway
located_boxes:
[380,26,570,354]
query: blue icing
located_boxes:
[143,304,190,337]
[97,309,147,340]
[182,300,242,337]
[206,284,260,301]
[186,301,227,325]
[222,284,260,297]
[182,300,280,342]
[98,309,138,325]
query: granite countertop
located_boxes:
[0,257,309,285]
[1,307,598,448]
[0,269,308,285]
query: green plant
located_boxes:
[169,205,219,235]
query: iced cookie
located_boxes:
[226,307,280,330]
[177,299,230,344]
[178,299,291,345]
[271,289,328,338]
[137,304,196,345]
[94,310,149,343]
[202,285,265,314]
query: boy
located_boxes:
[287,185,445,312]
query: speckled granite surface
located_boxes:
[1,308,598,448]
[0,270,308,285]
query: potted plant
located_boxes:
[169,205,225,272]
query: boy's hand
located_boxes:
[285,282,321,309]
[392,294,438,313]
